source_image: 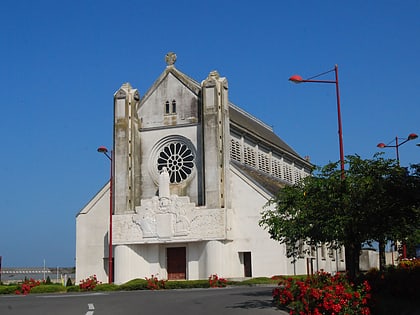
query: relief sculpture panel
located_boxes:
[113,194,226,244]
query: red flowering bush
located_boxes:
[397,257,420,270]
[272,271,371,315]
[208,274,227,288]
[79,275,101,291]
[145,275,166,290]
[15,278,41,295]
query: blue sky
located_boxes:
[1,1,419,267]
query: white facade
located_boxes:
[76,53,343,284]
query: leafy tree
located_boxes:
[260,154,420,280]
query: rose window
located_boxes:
[157,142,195,183]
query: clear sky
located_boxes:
[1,1,419,267]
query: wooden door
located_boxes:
[244,252,252,277]
[167,247,186,280]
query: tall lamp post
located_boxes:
[289,65,345,177]
[97,146,113,283]
[377,133,418,260]
[377,133,418,166]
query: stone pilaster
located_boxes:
[201,71,230,208]
[113,83,140,214]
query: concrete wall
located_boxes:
[75,184,110,283]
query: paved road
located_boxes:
[1,286,288,315]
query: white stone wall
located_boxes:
[137,127,201,203]
[228,166,290,277]
[75,184,110,283]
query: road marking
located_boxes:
[86,303,95,315]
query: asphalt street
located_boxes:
[1,286,288,315]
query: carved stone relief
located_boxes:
[113,194,226,244]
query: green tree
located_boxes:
[260,154,420,280]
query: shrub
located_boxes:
[145,275,166,290]
[272,271,371,315]
[397,257,420,270]
[0,285,19,295]
[15,278,41,295]
[79,275,101,291]
[31,284,66,294]
[362,260,420,314]
[165,280,209,289]
[66,285,80,292]
[93,283,119,291]
[119,278,148,291]
[66,277,73,287]
[208,274,227,288]
[241,277,278,285]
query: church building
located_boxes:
[76,53,344,284]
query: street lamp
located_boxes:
[97,146,113,283]
[377,133,418,165]
[377,133,418,260]
[289,65,345,176]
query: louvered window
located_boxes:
[230,139,242,163]
[258,151,270,174]
[271,158,282,179]
[244,145,256,168]
[283,163,293,183]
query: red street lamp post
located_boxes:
[377,133,418,166]
[289,65,345,177]
[97,146,113,284]
[377,133,418,260]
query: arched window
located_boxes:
[165,101,170,114]
[172,100,176,113]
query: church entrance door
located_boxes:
[167,247,186,280]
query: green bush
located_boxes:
[66,285,80,292]
[93,283,119,291]
[119,278,148,291]
[66,278,72,287]
[30,284,66,294]
[240,277,277,285]
[165,280,210,289]
[0,285,19,294]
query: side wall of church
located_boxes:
[75,185,110,283]
[228,167,291,277]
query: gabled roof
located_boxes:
[76,182,109,217]
[140,63,309,166]
[140,65,201,105]
[229,103,307,163]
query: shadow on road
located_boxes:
[227,298,274,310]
[226,287,278,310]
